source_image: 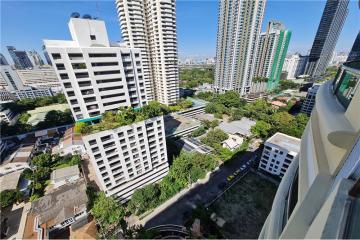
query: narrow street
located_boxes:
[144,148,261,228]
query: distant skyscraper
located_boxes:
[254,21,291,90]
[347,31,360,62]
[27,50,44,67]
[305,0,349,78]
[214,0,266,95]
[0,53,8,66]
[42,45,52,65]
[0,55,25,91]
[116,0,180,105]
[6,46,34,69]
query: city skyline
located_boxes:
[1,0,359,64]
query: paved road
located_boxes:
[144,148,261,228]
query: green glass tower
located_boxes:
[254,21,291,90]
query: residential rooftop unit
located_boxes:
[164,114,201,138]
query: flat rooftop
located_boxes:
[266,132,301,153]
[51,165,80,182]
[1,144,35,165]
[218,118,256,137]
[0,171,21,191]
[164,114,201,136]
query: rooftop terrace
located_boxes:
[266,132,301,153]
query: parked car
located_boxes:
[227,175,235,181]
[234,170,240,175]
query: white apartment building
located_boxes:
[282,53,309,79]
[116,0,180,105]
[82,116,169,201]
[44,17,148,121]
[214,0,266,95]
[300,84,320,116]
[258,132,300,178]
[15,66,61,89]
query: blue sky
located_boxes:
[1,0,359,63]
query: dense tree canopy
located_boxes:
[180,68,214,88]
[0,189,23,208]
[91,192,125,235]
[128,152,218,216]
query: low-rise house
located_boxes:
[56,127,85,156]
[164,114,201,138]
[49,165,80,189]
[22,180,89,239]
[270,100,287,109]
[218,117,256,138]
[222,134,244,151]
[0,171,29,195]
[0,144,35,176]
[258,132,300,178]
[175,137,213,154]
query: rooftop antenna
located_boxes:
[95,1,101,19]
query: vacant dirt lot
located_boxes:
[211,171,277,239]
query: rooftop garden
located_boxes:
[75,100,193,135]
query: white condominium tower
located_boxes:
[214,0,266,95]
[44,17,148,122]
[260,60,360,238]
[116,0,179,106]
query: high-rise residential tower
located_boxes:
[45,17,169,201]
[283,53,309,79]
[254,21,291,90]
[214,0,266,95]
[347,31,360,62]
[259,61,360,238]
[6,46,34,69]
[305,0,349,78]
[44,17,148,122]
[116,0,180,105]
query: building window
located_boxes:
[334,68,360,109]
[52,53,61,59]
[90,35,96,40]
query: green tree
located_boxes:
[128,184,161,215]
[201,129,228,148]
[191,125,207,137]
[91,192,125,235]
[251,121,272,139]
[0,190,17,207]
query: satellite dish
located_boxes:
[83,14,92,19]
[70,12,80,18]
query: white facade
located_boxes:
[301,84,320,116]
[0,90,16,103]
[44,18,148,121]
[0,65,25,91]
[283,54,308,79]
[258,132,300,178]
[116,0,180,105]
[82,116,169,201]
[13,87,53,100]
[16,67,61,89]
[214,0,266,95]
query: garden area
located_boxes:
[75,100,193,135]
[187,172,278,239]
[0,94,73,137]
